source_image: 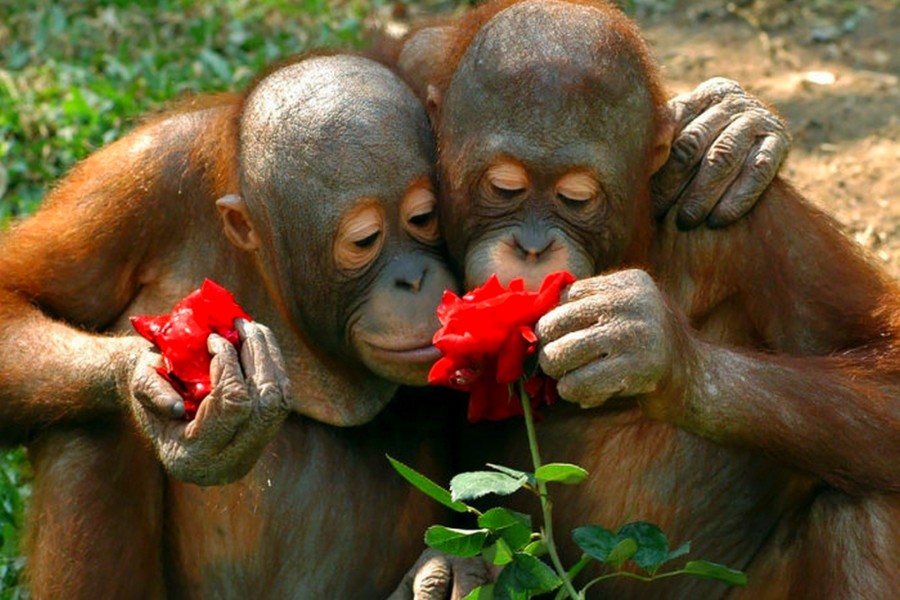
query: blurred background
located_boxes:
[0,1,897,597]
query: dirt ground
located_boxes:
[639,0,900,276]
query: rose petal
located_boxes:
[430,271,574,423]
[496,331,530,384]
[130,314,169,344]
[131,279,251,420]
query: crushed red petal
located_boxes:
[131,279,251,420]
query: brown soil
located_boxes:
[639,0,900,275]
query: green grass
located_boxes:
[0,0,435,222]
[0,449,29,599]
[0,1,469,595]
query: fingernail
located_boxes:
[170,401,185,419]
[235,319,249,336]
[676,207,703,231]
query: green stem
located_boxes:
[553,555,592,600]
[580,568,687,596]
[518,380,581,600]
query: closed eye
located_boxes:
[409,210,435,227]
[486,162,529,201]
[335,199,385,271]
[557,192,590,205]
[556,172,598,206]
[492,184,525,200]
[354,231,381,249]
[402,185,440,243]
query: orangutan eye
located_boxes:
[487,161,529,199]
[335,200,385,270]
[353,231,381,249]
[409,211,434,227]
[402,186,440,243]
[556,172,599,205]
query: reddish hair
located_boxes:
[420,0,669,110]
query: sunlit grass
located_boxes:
[0,0,407,221]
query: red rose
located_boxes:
[131,279,251,420]
[428,271,575,422]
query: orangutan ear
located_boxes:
[648,105,676,176]
[216,195,260,252]
[426,84,443,123]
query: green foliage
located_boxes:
[534,463,588,485]
[494,553,563,599]
[0,449,30,599]
[0,0,398,220]
[389,454,747,599]
[425,526,490,557]
[682,560,748,586]
[477,508,533,551]
[387,455,469,513]
[451,469,530,502]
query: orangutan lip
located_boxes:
[366,343,442,363]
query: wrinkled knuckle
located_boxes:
[414,566,451,597]
[630,293,657,317]
[748,157,778,184]
[217,374,248,399]
[253,321,274,337]
[537,348,563,379]
[131,373,152,400]
[752,106,784,128]
[774,124,791,143]
[536,324,558,348]
[267,340,286,365]
[721,94,750,114]
[705,154,737,182]
[707,138,742,169]
[672,128,704,164]
[616,273,654,303]
[734,108,772,134]
[770,134,792,157]
[631,324,655,351]
[567,277,596,297]
[710,77,745,99]
[667,95,686,113]
[222,394,252,418]
[615,268,642,284]
[751,150,777,173]
[745,104,770,120]
[211,344,238,368]
[677,202,706,228]
[767,118,787,136]
[255,381,283,405]
[708,76,742,91]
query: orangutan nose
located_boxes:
[514,230,553,262]
[395,265,427,293]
